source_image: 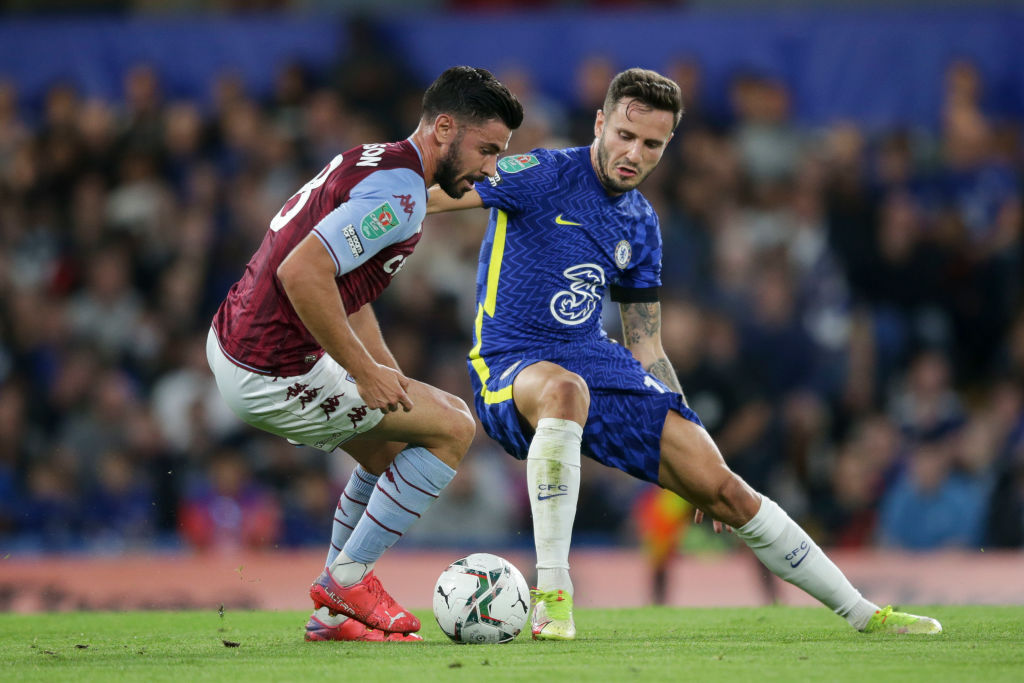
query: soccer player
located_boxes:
[207,66,523,642]
[428,68,942,640]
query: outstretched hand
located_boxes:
[694,508,733,535]
[355,362,414,414]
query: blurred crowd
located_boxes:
[2,20,1024,557]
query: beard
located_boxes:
[594,134,646,194]
[435,130,480,198]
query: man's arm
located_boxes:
[619,301,688,404]
[277,233,413,412]
[348,303,401,372]
[427,185,485,214]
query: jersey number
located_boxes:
[643,376,667,394]
[270,154,345,232]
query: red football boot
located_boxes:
[304,611,423,642]
[310,569,421,634]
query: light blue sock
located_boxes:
[325,466,377,568]
[341,447,456,566]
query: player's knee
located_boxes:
[443,395,476,458]
[540,371,590,414]
[712,475,759,527]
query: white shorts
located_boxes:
[206,328,385,452]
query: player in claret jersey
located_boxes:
[429,68,941,640]
[208,66,522,642]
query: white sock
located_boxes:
[311,605,347,627]
[527,417,583,596]
[734,496,878,630]
[328,550,374,586]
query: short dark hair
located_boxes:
[603,68,684,130]
[422,66,524,131]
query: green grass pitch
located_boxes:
[2,606,1023,682]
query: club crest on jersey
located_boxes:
[614,240,632,269]
[342,224,364,257]
[497,154,539,174]
[361,201,400,239]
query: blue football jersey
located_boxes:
[471,146,663,362]
[468,146,701,484]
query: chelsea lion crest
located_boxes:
[614,240,632,269]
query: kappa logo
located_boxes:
[361,201,400,239]
[342,224,364,257]
[497,154,539,174]
[347,405,369,428]
[555,214,581,226]
[393,193,416,219]
[320,394,345,419]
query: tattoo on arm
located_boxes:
[646,358,687,404]
[620,302,688,404]
[620,302,660,347]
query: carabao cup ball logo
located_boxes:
[550,263,605,326]
[361,201,400,239]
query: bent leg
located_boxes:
[510,362,587,640]
[658,411,879,630]
[322,435,406,570]
[353,377,475,469]
[341,440,406,476]
[324,380,473,595]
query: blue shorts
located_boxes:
[467,339,703,484]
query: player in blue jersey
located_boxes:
[429,68,941,639]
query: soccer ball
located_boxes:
[433,553,530,644]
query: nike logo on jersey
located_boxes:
[537,493,568,501]
[555,214,581,226]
